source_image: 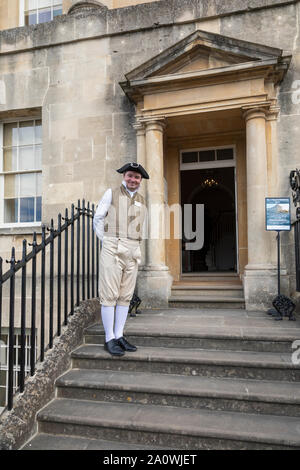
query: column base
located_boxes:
[136,265,173,308]
[243,265,290,311]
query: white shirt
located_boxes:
[93,181,139,241]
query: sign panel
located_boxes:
[265,197,291,231]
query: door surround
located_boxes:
[120,29,291,308]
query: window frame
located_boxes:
[180,145,236,171]
[0,117,42,228]
[0,329,36,413]
[20,0,63,27]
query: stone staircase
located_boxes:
[169,275,245,308]
[22,308,300,450]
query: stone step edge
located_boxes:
[84,325,300,343]
[71,345,297,370]
[169,296,245,302]
[37,398,300,448]
[56,369,300,404]
[171,285,243,290]
[21,432,174,450]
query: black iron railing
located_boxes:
[0,200,99,411]
[294,214,300,292]
[290,170,300,292]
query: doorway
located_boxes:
[180,148,237,274]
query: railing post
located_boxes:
[40,227,46,362]
[57,214,62,336]
[20,239,27,393]
[96,235,99,299]
[87,202,90,299]
[82,199,85,301]
[64,208,69,326]
[29,233,37,377]
[295,218,300,291]
[49,219,54,349]
[76,200,81,307]
[70,204,75,315]
[7,247,16,411]
[92,203,95,299]
[0,257,2,338]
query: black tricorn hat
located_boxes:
[116,162,149,179]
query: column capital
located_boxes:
[266,106,280,121]
[242,106,269,122]
[144,118,166,133]
[132,120,146,135]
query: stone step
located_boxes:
[56,368,300,417]
[84,323,298,353]
[20,433,173,450]
[180,275,241,282]
[168,297,245,308]
[171,285,244,298]
[22,432,173,450]
[71,345,300,382]
[36,398,300,449]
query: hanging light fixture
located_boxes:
[201,177,219,188]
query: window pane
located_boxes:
[36,196,42,221]
[53,6,62,17]
[199,150,215,162]
[20,173,36,197]
[182,152,198,164]
[0,370,7,387]
[38,0,52,7]
[20,198,34,222]
[19,146,35,171]
[36,173,42,196]
[4,199,18,223]
[35,145,42,169]
[3,148,18,172]
[38,7,51,23]
[4,174,18,198]
[19,121,34,146]
[3,122,18,147]
[25,0,37,9]
[216,148,234,160]
[25,12,37,25]
[35,120,42,144]
[0,338,7,364]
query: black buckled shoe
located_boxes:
[104,339,125,356]
[117,336,137,352]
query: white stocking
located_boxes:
[101,305,115,343]
[114,304,129,340]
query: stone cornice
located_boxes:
[0,0,298,56]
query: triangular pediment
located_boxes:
[150,44,256,77]
[123,29,285,82]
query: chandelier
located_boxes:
[201,177,219,188]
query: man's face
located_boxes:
[123,171,142,191]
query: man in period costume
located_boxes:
[93,162,149,356]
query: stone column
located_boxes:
[242,106,280,310]
[133,121,146,267]
[133,121,146,199]
[136,119,172,307]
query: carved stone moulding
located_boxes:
[67,1,107,15]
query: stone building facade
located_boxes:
[0,0,299,318]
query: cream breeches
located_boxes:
[99,237,141,307]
